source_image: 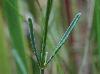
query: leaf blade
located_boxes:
[46,12,81,65]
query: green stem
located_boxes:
[45,12,81,66]
[28,18,40,65]
[40,69,44,74]
[41,0,53,67]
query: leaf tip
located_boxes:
[76,12,82,17]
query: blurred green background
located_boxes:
[0,0,100,74]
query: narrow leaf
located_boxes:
[12,49,27,74]
[0,10,12,74]
[41,0,53,50]
[41,0,53,66]
[3,0,30,73]
[28,18,40,65]
[46,12,81,65]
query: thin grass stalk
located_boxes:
[93,0,100,72]
[40,0,53,73]
[45,12,81,66]
[95,0,100,64]
[3,0,31,73]
[40,69,44,74]
[0,9,12,74]
[12,49,27,74]
[28,18,40,65]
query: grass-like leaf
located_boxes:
[0,10,12,74]
[92,0,100,72]
[28,18,40,65]
[41,0,53,68]
[41,0,53,50]
[3,0,31,73]
[45,12,81,66]
[12,49,27,74]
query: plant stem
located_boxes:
[46,12,81,66]
[28,18,40,65]
[40,69,44,74]
[41,0,53,68]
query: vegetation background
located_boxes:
[0,0,100,74]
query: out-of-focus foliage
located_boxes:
[0,9,12,74]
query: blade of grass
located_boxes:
[12,49,27,74]
[31,58,40,74]
[3,0,24,20]
[3,0,31,74]
[0,9,12,74]
[41,0,53,50]
[41,0,53,67]
[28,18,40,65]
[92,0,100,73]
[45,12,81,66]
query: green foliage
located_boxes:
[93,0,100,73]
[46,12,81,65]
[41,0,53,68]
[0,10,12,74]
[28,18,40,65]
[28,8,81,74]
[3,0,31,74]
[1,0,82,74]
